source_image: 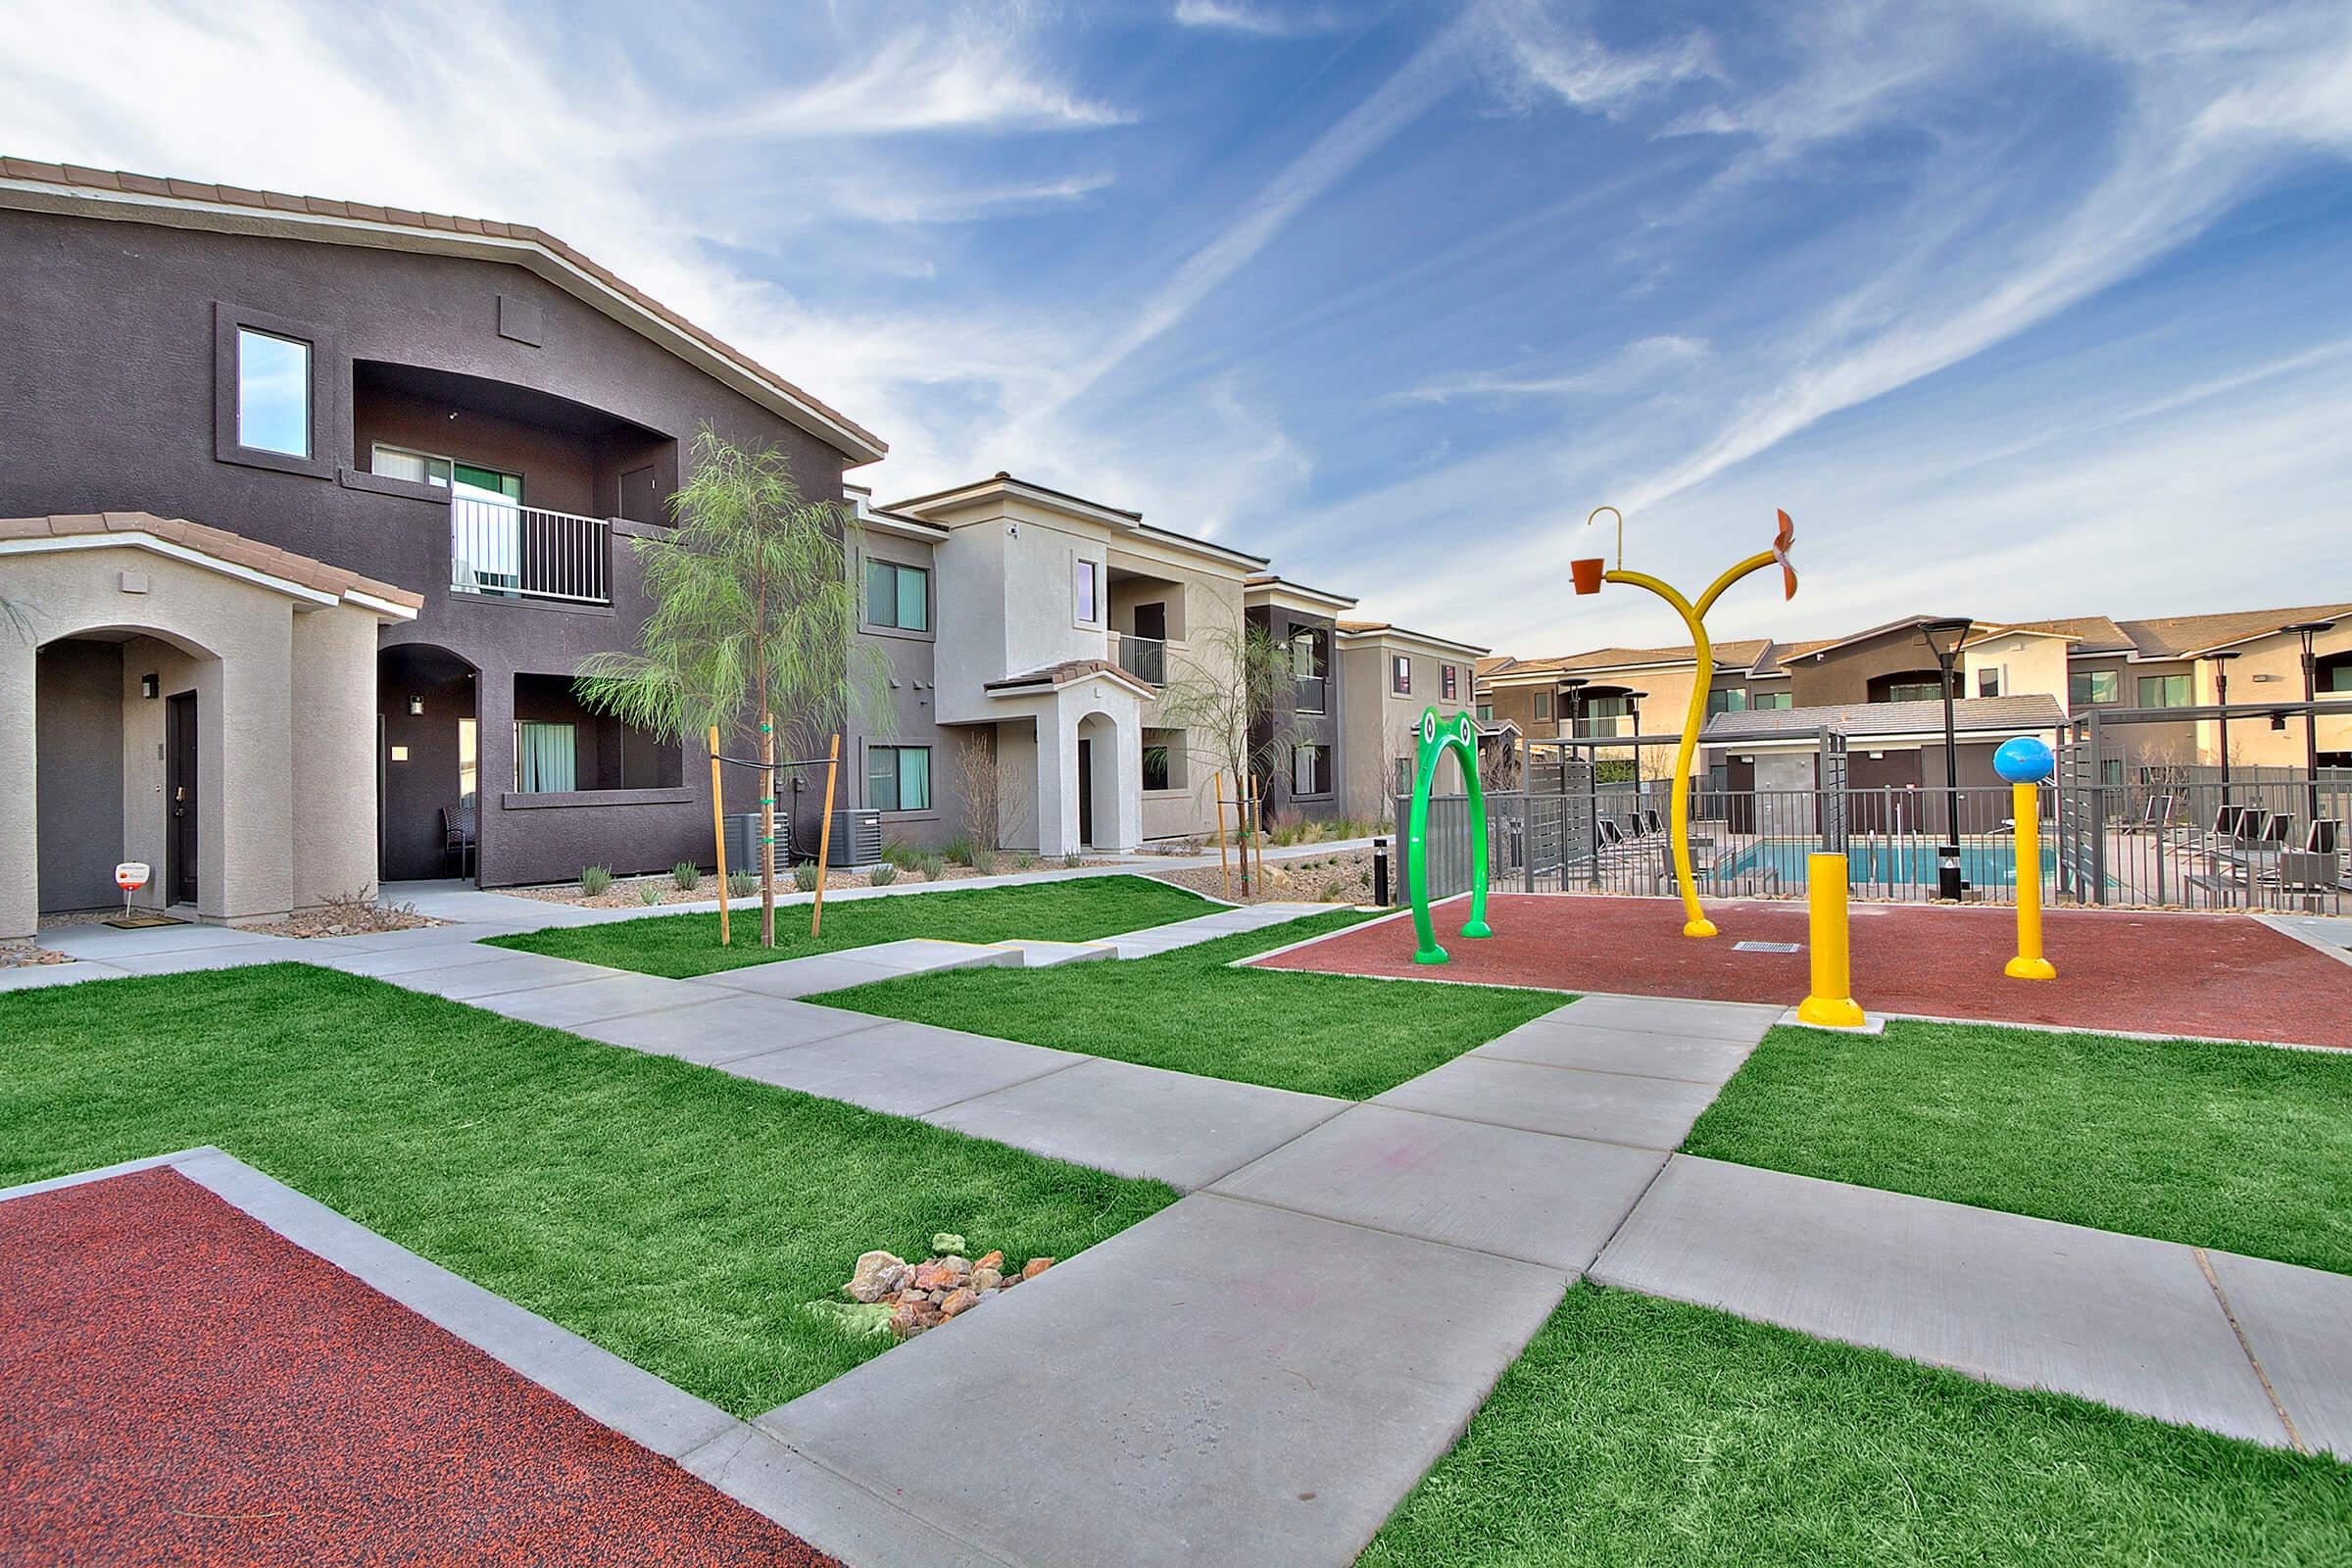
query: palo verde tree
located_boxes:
[572,427,886,947]
[1158,622,1299,894]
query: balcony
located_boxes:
[1294,674,1328,714]
[451,498,612,607]
[1113,631,1166,685]
[1575,714,1632,738]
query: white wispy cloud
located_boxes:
[717,25,1134,137]
[1479,0,1719,118]
[1172,1,1345,37]
[1391,334,1707,404]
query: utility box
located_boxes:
[813,808,885,867]
[727,808,885,871]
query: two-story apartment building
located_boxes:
[1335,620,1489,817]
[1245,573,1357,824]
[0,159,886,936]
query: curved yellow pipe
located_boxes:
[1604,548,1779,938]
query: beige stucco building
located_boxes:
[2,514,420,939]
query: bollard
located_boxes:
[1993,737,2057,981]
[1371,837,1390,907]
[1796,853,1868,1029]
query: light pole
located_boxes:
[2211,650,2240,806]
[1920,617,1973,899]
[2285,620,2334,825]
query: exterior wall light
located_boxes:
[408,695,425,716]
[140,673,159,700]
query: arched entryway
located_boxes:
[1074,708,1140,853]
[377,643,481,882]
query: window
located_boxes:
[1074,558,1099,623]
[1292,743,1332,798]
[1290,630,1322,678]
[1291,628,1328,713]
[372,443,451,487]
[1442,664,1458,701]
[1754,691,1791,710]
[374,444,521,506]
[2100,759,2125,787]
[513,721,576,793]
[1391,655,1411,694]
[2071,669,2120,706]
[236,327,311,457]
[1978,666,2003,697]
[1706,688,1750,717]
[2323,652,2352,694]
[863,559,930,632]
[458,718,478,808]
[866,745,932,812]
[1141,727,1184,791]
[1476,703,1494,722]
[1533,691,1552,720]
[2137,673,2190,708]
[1883,680,1942,704]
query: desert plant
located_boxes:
[580,864,613,898]
[727,870,757,900]
[867,861,900,886]
[880,837,923,868]
[1014,853,1039,870]
[792,859,821,892]
[969,843,1000,875]
[569,426,888,948]
[1062,851,1084,869]
[940,834,977,867]
[635,881,665,905]
[671,861,702,892]
[916,852,948,881]
[1157,623,1299,895]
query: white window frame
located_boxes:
[1074,557,1100,626]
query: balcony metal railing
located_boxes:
[451,498,612,606]
[1114,631,1166,685]
[1294,673,1328,714]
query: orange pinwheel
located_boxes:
[1772,509,1797,600]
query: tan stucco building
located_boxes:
[2,514,419,938]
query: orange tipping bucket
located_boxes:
[1571,557,1605,595]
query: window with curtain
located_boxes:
[1391,655,1410,694]
[867,745,932,811]
[2137,673,2190,708]
[1533,691,1551,720]
[2071,669,2120,706]
[863,558,930,631]
[1292,743,1331,797]
[514,721,576,793]
[1706,688,1750,717]
[1442,664,1458,700]
[1754,691,1792,710]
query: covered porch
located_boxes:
[980,660,1153,856]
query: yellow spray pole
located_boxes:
[709,725,730,947]
[1796,852,1867,1028]
[2005,778,2056,980]
[1600,551,1779,940]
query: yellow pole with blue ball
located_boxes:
[1995,736,2057,981]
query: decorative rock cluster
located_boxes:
[810,1233,1053,1343]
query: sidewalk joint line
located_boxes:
[2193,1246,2308,1455]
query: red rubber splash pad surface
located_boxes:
[0,1167,837,1567]
[1251,895,2352,1047]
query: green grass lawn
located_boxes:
[821,911,1566,1100]
[1684,1018,2352,1276]
[0,964,1174,1415]
[486,873,1214,978]
[1361,1286,2349,1567]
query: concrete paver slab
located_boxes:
[1593,1156,2287,1446]
[1558,993,1781,1043]
[729,1020,1083,1118]
[101,946,303,977]
[689,955,906,1000]
[574,994,884,1064]
[476,973,703,1030]
[927,1056,1345,1189]
[759,1194,1567,1568]
[838,939,1022,975]
[35,922,286,960]
[1209,1103,1666,1272]
[299,939,516,979]
[680,1426,1014,1568]
[1472,1017,1756,1086]
[2204,1249,2352,1460]
[396,951,625,1001]
[1373,1055,1721,1151]
[990,939,1115,967]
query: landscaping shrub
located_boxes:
[970,843,1000,875]
[879,838,922,868]
[940,834,978,867]
[867,862,899,886]
[916,852,948,881]
[726,871,756,900]
[634,881,665,905]
[1062,852,1084,869]
[1014,853,1039,870]
[671,861,702,892]
[580,864,613,897]
[793,860,821,892]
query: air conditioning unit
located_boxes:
[813,808,885,867]
[723,809,885,871]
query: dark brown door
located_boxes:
[167,692,198,905]
[618,466,661,523]
[1077,739,1095,848]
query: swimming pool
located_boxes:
[1717,839,2044,890]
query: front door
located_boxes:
[166,691,198,906]
[1077,738,1095,848]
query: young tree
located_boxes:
[1158,623,1299,894]
[572,427,886,947]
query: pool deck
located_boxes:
[1249,894,2352,1048]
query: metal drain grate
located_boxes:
[1733,940,1801,954]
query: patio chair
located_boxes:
[2309,819,2343,857]
[2121,795,2174,835]
[1642,807,1665,837]
[440,803,477,878]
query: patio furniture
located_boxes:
[2121,795,2175,835]
[440,804,477,878]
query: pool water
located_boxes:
[1718,839,2041,889]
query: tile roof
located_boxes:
[1995,615,2134,653]
[982,658,1154,695]
[0,512,422,611]
[1701,693,2064,741]
[2118,603,2352,660]
[0,156,885,462]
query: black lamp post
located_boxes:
[1920,617,1973,898]
[2211,651,2240,805]
[2285,620,2335,824]
[1626,690,1649,814]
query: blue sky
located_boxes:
[6,0,2349,654]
